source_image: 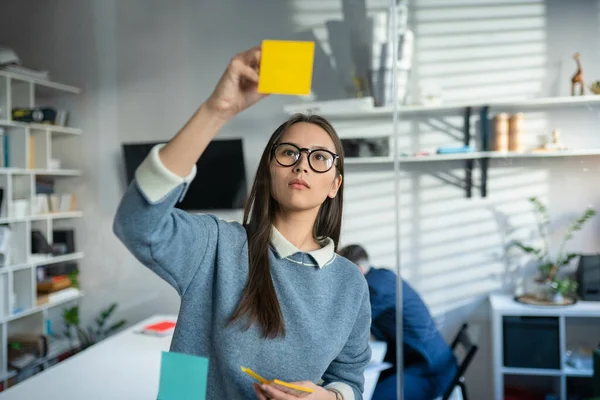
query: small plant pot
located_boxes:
[552,292,564,304]
[525,279,553,301]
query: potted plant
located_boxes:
[63,303,126,351]
[510,197,596,302]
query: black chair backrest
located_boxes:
[441,323,479,400]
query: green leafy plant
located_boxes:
[67,269,80,289]
[551,278,579,297]
[510,196,596,296]
[63,303,126,350]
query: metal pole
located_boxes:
[390,0,406,399]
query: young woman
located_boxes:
[113,46,371,400]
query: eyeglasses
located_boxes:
[272,142,339,173]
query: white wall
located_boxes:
[0,0,297,326]
[2,0,600,398]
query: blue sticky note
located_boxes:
[157,351,209,400]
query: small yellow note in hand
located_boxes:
[258,40,315,96]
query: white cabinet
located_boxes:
[491,294,600,400]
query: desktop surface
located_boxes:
[0,315,387,400]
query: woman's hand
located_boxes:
[252,381,336,400]
[205,46,268,121]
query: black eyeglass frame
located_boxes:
[271,142,340,173]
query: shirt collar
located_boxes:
[270,226,335,268]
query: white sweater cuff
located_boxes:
[134,143,197,203]
[325,382,354,400]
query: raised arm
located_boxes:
[160,45,265,179]
[112,47,267,294]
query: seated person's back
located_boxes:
[339,245,457,400]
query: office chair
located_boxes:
[441,323,479,400]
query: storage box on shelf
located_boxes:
[284,95,600,198]
[0,71,83,390]
[490,294,600,400]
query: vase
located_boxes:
[525,279,552,300]
[552,292,564,304]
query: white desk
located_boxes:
[0,315,387,400]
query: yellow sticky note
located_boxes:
[258,40,315,96]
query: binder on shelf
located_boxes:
[28,136,35,169]
[3,134,8,168]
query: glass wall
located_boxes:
[290,0,600,399]
[395,1,600,400]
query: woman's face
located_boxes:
[270,122,342,213]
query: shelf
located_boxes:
[5,168,82,176]
[490,294,600,318]
[487,95,600,111]
[0,211,83,224]
[1,252,84,274]
[345,156,394,164]
[487,149,600,159]
[29,211,84,221]
[0,369,17,382]
[0,120,82,135]
[5,337,80,380]
[284,95,600,120]
[501,367,563,376]
[399,152,482,162]
[2,288,82,323]
[286,101,470,119]
[345,149,600,164]
[0,167,81,176]
[563,365,593,377]
[32,169,81,176]
[0,71,81,94]
[31,252,84,268]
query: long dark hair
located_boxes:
[228,113,345,338]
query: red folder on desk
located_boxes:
[138,321,176,337]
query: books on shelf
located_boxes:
[36,287,80,306]
[32,193,77,215]
[37,275,72,293]
[0,226,11,268]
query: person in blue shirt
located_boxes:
[338,245,457,400]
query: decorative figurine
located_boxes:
[551,129,566,150]
[571,53,585,96]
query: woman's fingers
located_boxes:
[228,51,260,84]
[253,383,269,400]
[261,384,297,400]
[243,46,262,68]
[237,62,260,84]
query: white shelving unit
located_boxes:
[345,149,600,164]
[490,294,600,400]
[0,70,83,389]
[286,95,600,197]
[284,95,600,120]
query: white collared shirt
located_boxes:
[270,226,337,269]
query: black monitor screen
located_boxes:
[122,139,247,211]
